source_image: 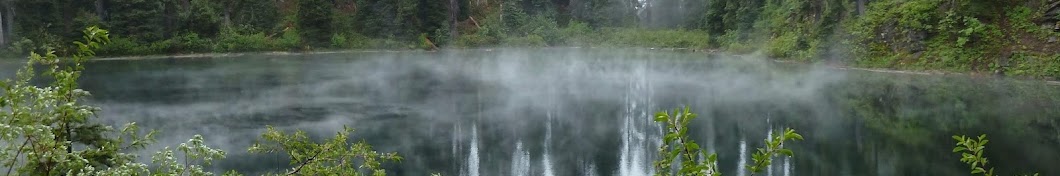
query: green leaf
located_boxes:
[784,130,802,140]
[972,167,986,174]
[654,114,668,122]
[778,149,794,157]
[686,143,700,151]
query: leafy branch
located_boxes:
[653,106,719,176]
[952,134,1038,176]
[249,126,402,176]
[747,128,802,174]
[652,106,802,176]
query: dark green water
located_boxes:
[6,48,1058,175]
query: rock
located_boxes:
[1044,1,1060,31]
[1047,1,1060,19]
[907,30,928,52]
[1049,36,1058,43]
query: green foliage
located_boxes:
[953,135,996,176]
[952,134,1039,176]
[5,38,37,56]
[177,0,224,37]
[653,107,719,176]
[332,33,349,48]
[1006,53,1060,79]
[747,129,803,173]
[504,35,548,47]
[172,33,214,53]
[453,33,500,48]
[559,21,593,45]
[0,26,141,175]
[277,28,304,50]
[569,0,638,27]
[209,27,304,52]
[2,0,1056,77]
[98,37,151,56]
[766,32,800,58]
[297,0,334,46]
[215,30,273,52]
[147,135,227,176]
[715,30,754,53]
[2,27,404,176]
[249,126,402,176]
[226,0,282,32]
[104,0,167,41]
[652,107,802,176]
[355,0,448,43]
[593,29,712,48]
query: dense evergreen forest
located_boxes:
[1,0,1059,78]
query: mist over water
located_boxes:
[14,48,1055,175]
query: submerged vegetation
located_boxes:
[0,0,1056,78]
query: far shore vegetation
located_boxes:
[0,0,1056,79]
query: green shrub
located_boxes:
[504,34,548,47]
[331,33,348,48]
[327,32,371,49]
[367,38,410,49]
[419,33,436,49]
[5,38,36,56]
[99,37,148,56]
[277,28,303,50]
[146,39,175,54]
[525,15,564,45]
[173,32,213,53]
[214,30,272,52]
[767,32,799,58]
[453,33,499,47]
[1007,53,1060,79]
[249,126,402,175]
[560,21,593,45]
[594,28,711,48]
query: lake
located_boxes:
[8,48,1057,175]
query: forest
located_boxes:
[0,0,1058,77]
[2,1,1060,175]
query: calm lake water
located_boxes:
[6,48,1059,175]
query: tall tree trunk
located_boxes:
[569,0,577,20]
[0,9,5,48]
[162,2,172,38]
[6,1,14,42]
[95,0,104,19]
[857,0,867,15]
[449,0,458,40]
[223,6,232,27]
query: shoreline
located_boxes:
[86,48,1060,86]
[91,50,422,61]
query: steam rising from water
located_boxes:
[52,48,1060,175]
[79,49,841,175]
